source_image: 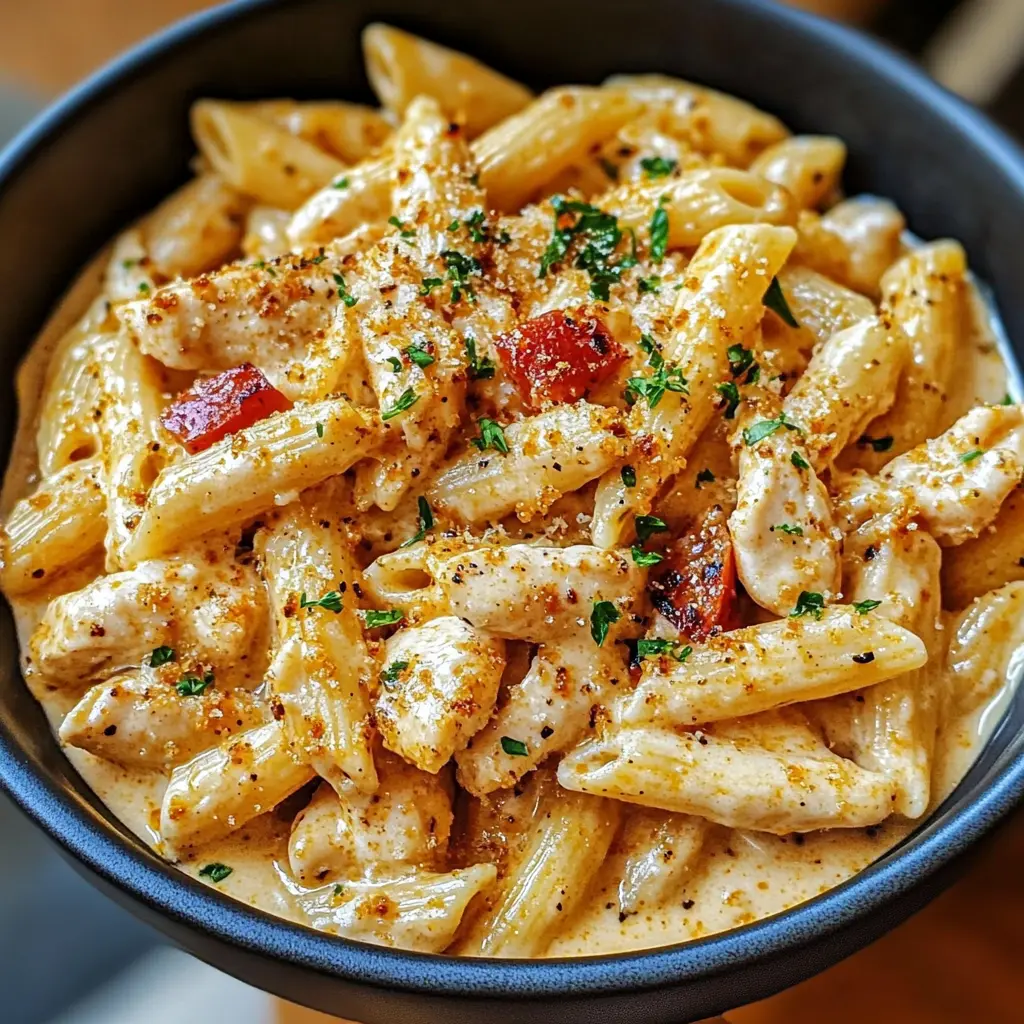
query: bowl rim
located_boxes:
[3,0,1024,1003]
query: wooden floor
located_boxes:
[2,1,1021,1021]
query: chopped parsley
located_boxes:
[1002,393,1014,406]
[960,448,985,463]
[148,646,175,668]
[858,434,893,453]
[176,672,214,697]
[625,363,688,408]
[442,249,482,303]
[599,157,620,181]
[640,156,678,180]
[387,215,416,238]
[332,177,350,190]
[400,496,435,548]
[621,465,637,488]
[470,417,509,454]
[198,863,232,884]
[742,413,803,447]
[790,591,825,620]
[137,281,151,295]
[637,638,692,662]
[635,514,668,543]
[463,209,488,243]
[386,356,402,373]
[763,277,799,327]
[332,272,358,307]
[380,661,409,688]
[638,275,662,294]
[790,450,810,470]
[775,523,803,536]
[500,736,529,757]
[419,277,444,296]
[695,467,716,489]
[315,421,324,438]
[631,546,664,567]
[538,196,635,301]
[464,335,496,380]
[381,387,419,421]
[447,219,460,232]
[649,197,669,263]
[300,591,344,613]
[727,344,756,377]
[405,344,435,368]
[590,600,621,646]
[715,381,741,419]
[852,599,882,614]
[363,608,404,628]
[333,884,346,897]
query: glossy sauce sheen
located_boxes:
[2,258,1020,956]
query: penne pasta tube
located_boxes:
[814,196,906,299]
[362,23,532,137]
[258,502,378,793]
[748,135,846,209]
[122,398,380,564]
[610,167,796,248]
[430,401,628,524]
[375,615,505,773]
[144,173,247,280]
[36,329,118,477]
[191,100,346,209]
[945,581,1024,719]
[617,810,709,917]
[618,607,927,728]
[0,457,106,595]
[100,333,172,571]
[605,74,788,167]
[59,673,268,771]
[473,87,641,212]
[246,99,392,163]
[160,720,315,852]
[456,788,620,956]
[847,240,968,470]
[296,864,496,953]
[558,714,896,833]
[782,316,909,470]
[591,223,796,548]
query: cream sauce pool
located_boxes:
[2,253,1020,957]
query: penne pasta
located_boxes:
[362,23,531,137]
[191,100,346,209]
[121,398,380,564]
[161,720,315,852]
[748,135,846,209]
[618,607,926,728]
[559,711,896,833]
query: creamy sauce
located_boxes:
[2,248,1020,957]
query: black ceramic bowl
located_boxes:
[2,1,1024,1021]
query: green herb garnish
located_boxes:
[405,344,435,368]
[742,413,803,447]
[763,276,799,327]
[363,608,404,628]
[381,387,419,421]
[790,450,810,470]
[442,249,482,303]
[790,591,825,619]
[852,599,882,614]
[198,863,232,884]
[649,197,669,263]
[621,466,637,488]
[635,515,668,543]
[960,449,985,463]
[590,600,621,647]
[400,496,435,549]
[640,156,678,180]
[715,381,741,419]
[631,546,664,567]
[380,661,409,687]
[176,672,214,697]
[636,638,692,662]
[470,418,509,454]
[500,736,529,757]
[464,335,496,380]
[148,646,176,668]
[775,523,803,536]
[333,272,358,308]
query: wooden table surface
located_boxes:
[2,2,1020,1022]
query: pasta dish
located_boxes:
[2,24,1023,958]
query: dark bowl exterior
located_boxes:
[2,1,1024,1021]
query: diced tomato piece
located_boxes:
[161,363,292,454]
[648,505,739,641]
[495,307,628,409]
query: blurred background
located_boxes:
[1,1,1023,1022]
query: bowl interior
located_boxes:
[2,1,1024,1021]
